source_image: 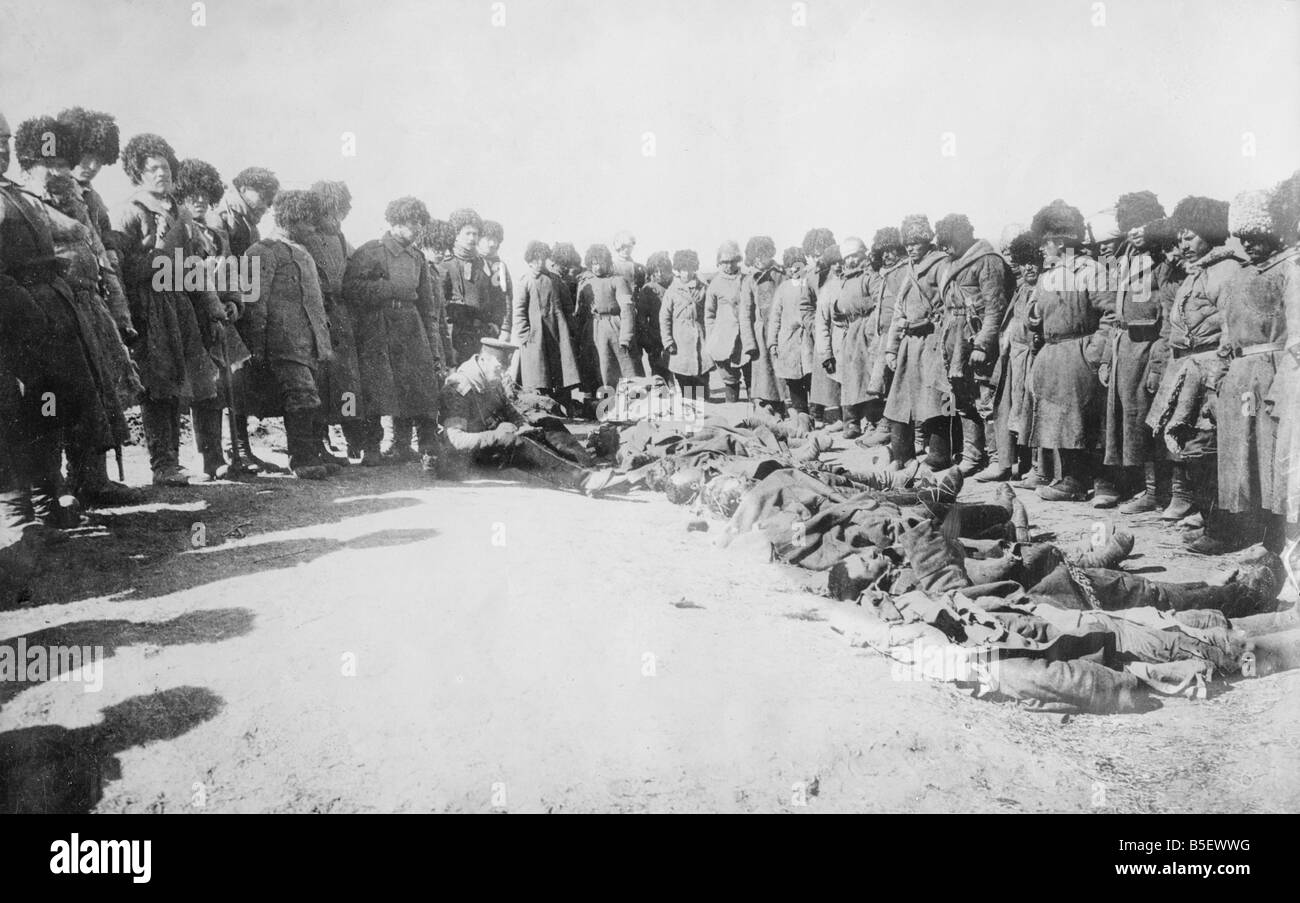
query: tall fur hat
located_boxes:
[716,240,742,263]
[232,166,280,198]
[1115,191,1165,233]
[523,240,551,263]
[900,214,934,245]
[384,195,430,227]
[56,107,119,165]
[1229,189,1277,238]
[645,250,672,274]
[672,249,700,272]
[782,246,806,269]
[480,219,505,243]
[801,228,836,258]
[934,214,973,248]
[838,236,867,260]
[174,158,224,206]
[1139,216,1179,253]
[310,180,352,219]
[551,241,581,269]
[1030,199,1085,243]
[1171,196,1230,246]
[432,220,457,252]
[121,133,179,185]
[744,235,776,265]
[1268,169,1300,244]
[611,230,636,251]
[871,227,904,254]
[448,207,482,236]
[273,190,322,229]
[585,243,614,270]
[1007,231,1043,267]
[14,116,81,169]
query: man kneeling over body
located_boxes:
[439,338,625,495]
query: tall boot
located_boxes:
[1091,465,1122,509]
[894,517,970,594]
[316,419,349,468]
[69,446,146,506]
[192,400,227,479]
[923,422,952,470]
[888,419,914,469]
[142,398,188,486]
[355,417,388,467]
[957,414,987,476]
[29,430,80,527]
[1160,463,1195,521]
[232,415,277,473]
[1119,463,1162,514]
[513,435,625,495]
[723,384,741,404]
[285,410,329,480]
[1037,449,1086,501]
[385,417,417,462]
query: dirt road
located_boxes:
[2,414,1297,813]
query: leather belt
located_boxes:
[1043,331,1090,345]
[1233,342,1284,358]
[904,322,934,336]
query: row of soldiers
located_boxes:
[0,105,1297,560]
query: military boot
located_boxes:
[1159,463,1195,520]
[1119,463,1163,514]
[285,411,330,480]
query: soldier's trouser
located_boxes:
[141,398,181,474]
[349,418,385,455]
[191,397,225,467]
[783,376,811,414]
[889,419,916,464]
[850,398,885,425]
[643,345,672,382]
[1028,563,1259,618]
[717,361,751,391]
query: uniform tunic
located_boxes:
[1101,248,1165,466]
[513,269,581,392]
[1215,249,1294,514]
[438,252,499,365]
[659,277,711,377]
[767,273,815,380]
[809,266,843,408]
[1269,248,1300,520]
[1028,255,1115,448]
[576,273,637,391]
[864,260,907,398]
[828,265,875,407]
[994,279,1038,443]
[343,233,444,418]
[704,271,758,368]
[301,228,363,423]
[935,240,1008,393]
[882,249,948,423]
[748,264,785,402]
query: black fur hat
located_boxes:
[56,107,118,165]
[551,242,582,269]
[801,228,836,258]
[273,190,322,229]
[672,249,700,272]
[480,219,505,243]
[232,166,280,199]
[1030,199,1085,243]
[1269,169,1300,244]
[310,180,352,220]
[782,246,806,269]
[1007,231,1042,267]
[1171,196,1230,246]
[934,213,974,248]
[585,244,614,270]
[174,158,224,206]
[900,214,934,245]
[121,132,179,185]
[1115,190,1165,233]
[646,250,672,274]
[385,196,431,228]
[871,227,904,254]
[744,235,776,265]
[1140,216,1179,253]
[14,116,81,169]
[524,240,551,263]
[448,207,483,236]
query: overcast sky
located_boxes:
[3,0,1298,270]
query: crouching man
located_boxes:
[440,338,624,496]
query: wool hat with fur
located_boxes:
[1115,191,1165,233]
[274,190,322,229]
[232,166,280,198]
[1268,169,1300,244]
[838,236,867,260]
[1229,189,1277,238]
[448,207,482,236]
[717,240,742,263]
[744,236,776,265]
[900,214,934,245]
[1139,216,1179,253]
[872,227,904,254]
[523,240,551,263]
[1171,196,1230,246]
[801,228,836,258]
[384,196,430,227]
[934,214,973,248]
[551,241,581,269]
[310,180,352,220]
[585,243,614,270]
[56,107,119,165]
[174,158,224,206]
[782,246,806,269]
[121,133,179,185]
[646,250,672,274]
[1030,199,1085,243]
[672,249,700,272]
[480,220,504,243]
[1007,231,1043,267]
[14,116,80,169]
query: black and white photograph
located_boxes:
[1,0,1298,844]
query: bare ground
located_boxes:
[2,406,1298,814]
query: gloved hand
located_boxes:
[969,348,988,367]
[664,342,677,356]
[822,357,836,375]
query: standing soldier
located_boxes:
[1099,191,1170,512]
[704,240,759,403]
[343,197,445,470]
[305,180,361,465]
[767,247,815,431]
[1145,197,1242,528]
[861,228,907,448]
[208,166,280,470]
[478,219,513,344]
[438,207,496,366]
[636,251,673,383]
[1268,170,1300,531]
[882,214,948,469]
[988,232,1044,485]
[113,132,221,487]
[241,191,335,479]
[513,240,581,409]
[745,236,786,414]
[802,228,839,426]
[823,237,876,440]
[1027,199,1116,502]
[659,249,712,397]
[934,214,1010,476]
[576,243,638,396]
[611,230,646,377]
[1203,189,1294,555]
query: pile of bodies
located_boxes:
[616,412,1300,714]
